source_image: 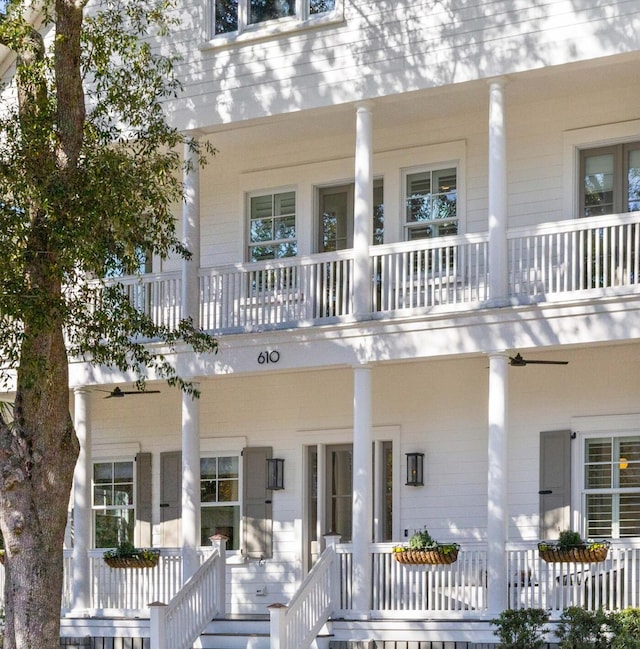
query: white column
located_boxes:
[351,364,372,614]
[182,139,201,327]
[488,78,509,304]
[182,384,201,582]
[487,352,509,614]
[353,102,373,318]
[71,387,91,610]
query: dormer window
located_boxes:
[213,0,338,38]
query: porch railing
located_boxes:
[335,542,488,618]
[270,542,338,649]
[506,540,640,614]
[150,540,225,649]
[508,212,640,299]
[107,212,640,333]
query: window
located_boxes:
[200,455,241,550]
[317,179,384,252]
[404,166,458,240]
[580,142,640,217]
[583,435,640,538]
[248,190,297,262]
[214,0,337,37]
[93,461,135,548]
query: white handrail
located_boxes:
[150,540,226,649]
[269,543,338,649]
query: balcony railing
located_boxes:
[108,212,640,333]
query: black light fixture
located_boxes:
[266,458,285,490]
[406,452,424,486]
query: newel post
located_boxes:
[149,601,167,649]
[210,534,227,617]
[268,602,288,649]
[324,534,341,613]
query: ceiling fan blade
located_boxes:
[104,387,161,398]
[509,353,568,366]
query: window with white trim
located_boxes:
[92,460,135,548]
[248,190,297,262]
[200,455,241,550]
[404,166,458,240]
[580,142,640,217]
[583,435,640,538]
[213,0,337,37]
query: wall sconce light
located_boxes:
[406,452,424,486]
[266,458,285,490]
[619,457,629,470]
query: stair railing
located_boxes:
[149,537,226,649]
[269,535,340,649]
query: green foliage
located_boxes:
[555,607,611,649]
[558,530,584,549]
[490,608,550,649]
[393,527,459,555]
[103,541,159,562]
[408,527,435,550]
[0,0,217,393]
[609,609,640,649]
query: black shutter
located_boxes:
[242,447,273,559]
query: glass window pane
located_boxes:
[274,214,296,240]
[114,485,133,506]
[584,153,615,216]
[310,0,334,14]
[114,461,133,483]
[586,494,612,538]
[94,509,134,548]
[274,191,295,216]
[628,149,640,212]
[250,218,273,243]
[94,463,113,484]
[251,195,274,220]
[201,457,218,479]
[249,0,294,25]
[215,0,238,34]
[373,181,384,245]
[93,485,112,507]
[201,480,217,502]
[218,479,239,502]
[620,494,640,537]
[201,505,240,549]
[218,456,238,478]
[586,438,612,463]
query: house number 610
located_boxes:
[258,350,280,364]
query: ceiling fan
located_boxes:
[100,386,161,399]
[509,353,568,367]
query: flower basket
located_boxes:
[538,542,609,564]
[104,553,159,569]
[394,546,459,565]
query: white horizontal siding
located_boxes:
[162,0,640,130]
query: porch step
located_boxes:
[196,616,332,649]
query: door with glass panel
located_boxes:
[305,441,392,569]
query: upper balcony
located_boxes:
[114,211,640,335]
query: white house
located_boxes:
[2,1,640,648]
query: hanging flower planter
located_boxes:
[393,546,459,565]
[537,543,609,564]
[393,527,459,565]
[103,542,159,568]
[538,531,609,563]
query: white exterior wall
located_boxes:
[86,342,640,611]
[163,0,640,131]
[184,76,640,272]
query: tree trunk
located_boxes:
[0,319,79,649]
